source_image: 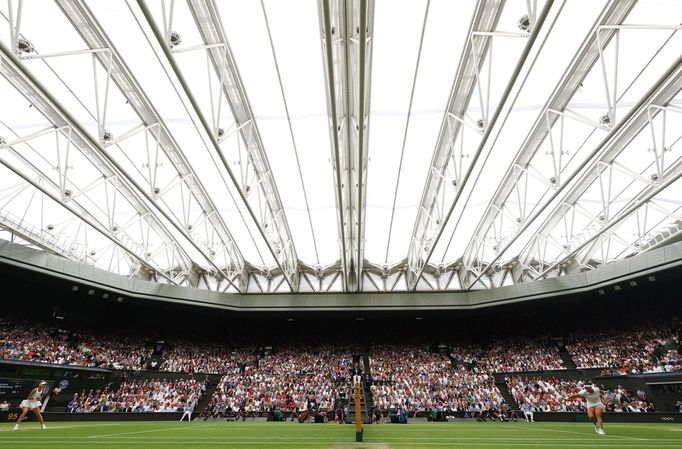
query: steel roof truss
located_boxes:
[407,0,546,290]
[54,0,247,291]
[0,126,179,276]
[2,9,205,284]
[515,63,682,282]
[160,0,300,291]
[572,107,682,268]
[0,148,181,283]
[460,3,682,289]
[318,0,373,292]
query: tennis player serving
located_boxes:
[566,381,606,435]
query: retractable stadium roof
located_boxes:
[0,0,680,294]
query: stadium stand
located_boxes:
[367,345,505,415]
[201,345,352,419]
[64,378,207,413]
[448,338,566,373]
[506,376,657,412]
[566,325,680,374]
[157,341,257,374]
[0,317,148,370]
[1,313,680,420]
[2,315,679,377]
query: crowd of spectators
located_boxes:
[566,326,680,374]
[203,345,352,418]
[1,315,680,417]
[0,317,147,370]
[2,316,678,376]
[0,318,259,374]
[65,378,206,413]
[369,346,506,415]
[465,338,565,373]
[661,349,681,367]
[158,341,257,374]
[506,376,657,413]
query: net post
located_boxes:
[355,381,363,442]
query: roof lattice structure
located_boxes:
[0,0,680,294]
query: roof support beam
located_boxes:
[406,0,504,291]
[0,153,178,284]
[0,39,196,285]
[512,57,682,284]
[54,0,248,292]
[406,0,555,290]
[0,206,93,266]
[461,0,637,289]
[136,0,299,292]
[318,0,374,292]
[535,158,682,281]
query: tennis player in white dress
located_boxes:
[13,381,49,431]
[566,382,606,435]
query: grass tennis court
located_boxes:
[1,421,682,449]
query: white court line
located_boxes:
[0,423,126,432]
[0,423,122,428]
[1,436,673,442]
[187,425,580,432]
[513,424,650,441]
[0,441,677,446]
[88,423,220,438]
[608,424,682,430]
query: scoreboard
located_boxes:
[0,379,38,399]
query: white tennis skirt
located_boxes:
[19,400,41,410]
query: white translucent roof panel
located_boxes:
[0,163,136,276]
[498,0,682,266]
[208,0,337,265]
[365,0,476,263]
[86,0,276,267]
[0,0,680,293]
[439,0,682,269]
[533,89,682,266]
[434,0,610,264]
[0,64,191,275]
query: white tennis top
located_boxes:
[29,386,45,401]
[579,386,603,408]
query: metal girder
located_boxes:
[574,120,682,270]
[406,0,552,291]
[0,208,93,265]
[529,159,682,282]
[232,261,342,293]
[318,0,374,292]
[54,0,248,292]
[0,134,123,268]
[633,220,682,254]
[514,54,682,284]
[0,40,196,284]
[461,0,637,288]
[0,152,179,283]
[134,0,300,292]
